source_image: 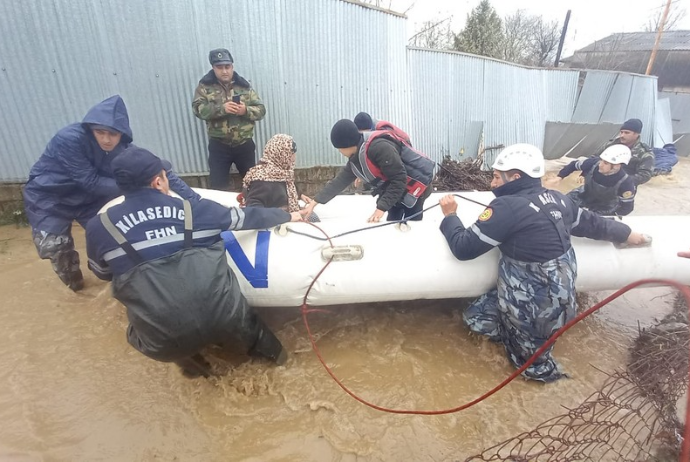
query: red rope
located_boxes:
[297,222,690,460]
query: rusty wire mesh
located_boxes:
[465,293,689,462]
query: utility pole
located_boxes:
[646,0,672,75]
[554,10,572,67]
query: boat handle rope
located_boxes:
[287,193,489,241]
[298,220,690,461]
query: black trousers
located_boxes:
[386,187,432,222]
[208,138,257,190]
[387,198,426,221]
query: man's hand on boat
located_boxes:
[439,194,458,216]
[299,194,317,220]
[626,232,651,246]
[367,209,385,223]
[289,211,303,222]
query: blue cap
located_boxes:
[113,147,171,190]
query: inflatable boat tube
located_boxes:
[103,188,690,307]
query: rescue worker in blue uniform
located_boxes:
[438,144,648,382]
[592,118,654,186]
[23,95,199,291]
[301,119,434,222]
[553,145,636,216]
[85,147,302,377]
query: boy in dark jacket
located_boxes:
[302,119,434,223]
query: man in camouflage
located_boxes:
[439,144,647,383]
[192,48,266,190]
[593,118,654,186]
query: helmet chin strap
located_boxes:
[499,171,516,184]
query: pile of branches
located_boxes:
[626,291,690,458]
[433,155,493,191]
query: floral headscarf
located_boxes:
[242,134,299,212]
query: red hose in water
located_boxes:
[298,223,690,461]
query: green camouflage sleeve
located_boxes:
[631,149,654,186]
[192,84,226,121]
[243,87,266,122]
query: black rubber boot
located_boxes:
[52,249,84,292]
[176,354,212,378]
[248,328,287,365]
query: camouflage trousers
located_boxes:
[464,248,577,383]
[32,230,84,291]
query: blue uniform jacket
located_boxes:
[440,176,632,263]
[24,95,199,233]
[558,157,636,215]
[86,189,291,278]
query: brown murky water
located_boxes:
[1,159,688,461]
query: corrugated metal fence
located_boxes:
[0,0,660,182]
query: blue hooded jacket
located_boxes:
[653,143,678,172]
[24,95,199,233]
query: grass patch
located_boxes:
[0,202,28,227]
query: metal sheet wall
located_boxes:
[0,0,664,183]
[572,71,657,145]
[408,48,580,167]
[0,0,409,182]
[661,91,690,135]
[655,98,674,146]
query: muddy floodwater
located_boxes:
[1,159,688,461]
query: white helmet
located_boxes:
[600,145,631,165]
[492,143,545,178]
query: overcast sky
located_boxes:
[383,0,689,56]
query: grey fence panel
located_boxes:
[0,0,666,183]
[572,72,617,123]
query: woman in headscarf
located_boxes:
[241,134,319,221]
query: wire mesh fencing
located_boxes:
[465,293,689,462]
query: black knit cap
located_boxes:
[113,146,171,191]
[330,119,362,148]
[621,118,643,133]
[354,112,374,130]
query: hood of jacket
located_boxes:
[199,69,251,88]
[81,95,133,144]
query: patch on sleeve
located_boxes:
[478,208,493,221]
[621,190,634,199]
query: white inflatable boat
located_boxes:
[103,188,690,307]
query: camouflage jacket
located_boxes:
[192,70,266,147]
[594,138,654,186]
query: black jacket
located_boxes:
[243,181,289,210]
[315,138,407,211]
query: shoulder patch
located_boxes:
[621,190,634,199]
[478,208,493,222]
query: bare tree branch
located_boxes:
[644,0,686,31]
[408,16,452,43]
[502,11,561,67]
